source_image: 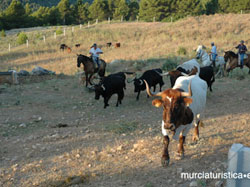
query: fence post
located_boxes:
[64,28,66,36]
[241,10,243,14]
[96,19,98,24]
[153,17,155,22]
[72,26,74,32]
[108,17,110,24]
[137,16,139,22]
[43,35,46,43]
[80,24,82,29]
[54,32,56,39]
[171,17,173,23]
[9,43,10,52]
[88,21,90,28]
[26,40,29,48]
[121,16,123,22]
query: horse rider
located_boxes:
[210,42,217,69]
[89,43,103,70]
[236,40,248,69]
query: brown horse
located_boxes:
[77,54,106,87]
[224,51,250,74]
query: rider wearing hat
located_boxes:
[210,42,217,68]
[89,43,103,69]
[236,40,247,69]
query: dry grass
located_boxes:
[1,13,250,75]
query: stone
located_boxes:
[215,180,223,187]
[189,181,198,187]
[117,145,124,151]
[19,123,26,128]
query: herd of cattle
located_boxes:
[86,58,211,167]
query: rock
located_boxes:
[76,154,80,158]
[215,180,223,187]
[117,145,124,151]
[189,181,198,187]
[32,145,37,149]
[27,135,34,140]
[18,70,29,76]
[31,66,55,75]
[19,123,26,128]
[73,106,77,110]
[177,168,183,174]
[34,116,42,122]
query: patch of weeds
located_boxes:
[162,59,178,71]
[144,182,154,187]
[105,121,139,134]
[177,46,187,56]
[197,179,207,187]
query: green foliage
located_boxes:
[162,59,178,71]
[89,0,109,21]
[1,29,6,37]
[128,0,139,21]
[56,28,63,35]
[17,32,28,45]
[113,0,129,20]
[177,46,187,56]
[105,121,138,134]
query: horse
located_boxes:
[224,51,250,74]
[196,45,226,77]
[77,54,106,87]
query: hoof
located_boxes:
[192,135,199,142]
[161,157,170,167]
[175,152,184,160]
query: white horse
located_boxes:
[196,45,226,77]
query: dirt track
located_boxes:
[0,74,250,187]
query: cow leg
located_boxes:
[136,91,140,101]
[177,135,186,160]
[116,91,124,106]
[192,121,200,142]
[88,74,94,85]
[104,96,111,108]
[161,135,170,167]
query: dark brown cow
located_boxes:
[106,42,112,47]
[115,43,121,48]
[67,47,72,53]
[75,44,81,48]
[144,73,207,167]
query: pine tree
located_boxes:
[4,0,26,29]
[78,3,90,23]
[57,0,71,25]
[113,0,129,20]
[89,0,109,21]
[128,0,139,21]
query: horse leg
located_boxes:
[89,74,94,85]
[85,73,89,87]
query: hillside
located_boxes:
[0,13,250,75]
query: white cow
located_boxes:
[145,74,207,167]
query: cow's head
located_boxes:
[145,80,193,131]
[94,83,105,100]
[133,78,145,92]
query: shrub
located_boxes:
[177,46,187,55]
[56,29,63,35]
[1,29,6,37]
[162,59,178,71]
[17,32,28,45]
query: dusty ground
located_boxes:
[0,72,250,187]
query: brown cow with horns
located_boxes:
[144,73,207,167]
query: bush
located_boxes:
[177,46,187,55]
[17,32,28,45]
[162,59,178,71]
[1,29,6,37]
[56,29,63,35]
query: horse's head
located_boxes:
[196,45,206,59]
[224,51,238,72]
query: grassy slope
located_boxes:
[0,13,250,74]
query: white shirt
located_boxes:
[89,47,103,58]
[211,46,217,54]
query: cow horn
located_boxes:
[101,84,105,91]
[144,80,163,97]
[154,70,169,76]
[181,72,188,76]
[139,79,143,85]
[180,81,192,97]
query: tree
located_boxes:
[128,0,139,21]
[1,29,6,37]
[57,0,71,25]
[17,32,28,45]
[139,0,173,21]
[176,0,203,18]
[4,0,26,29]
[113,0,129,20]
[200,0,218,15]
[89,0,109,21]
[78,2,90,23]
[48,6,61,25]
